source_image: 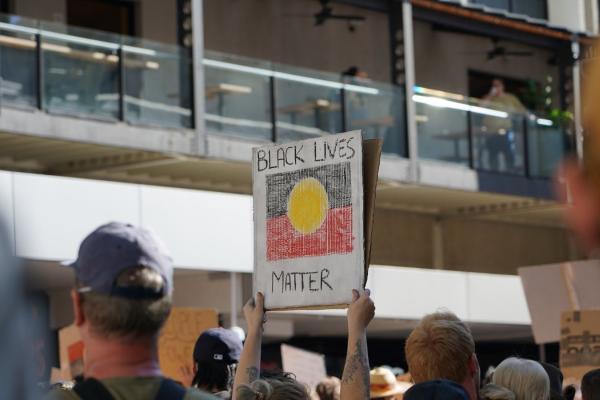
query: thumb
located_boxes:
[351,289,359,302]
[256,292,265,309]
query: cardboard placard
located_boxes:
[560,309,600,382]
[518,260,600,344]
[58,324,83,380]
[252,131,381,310]
[57,308,218,383]
[158,308,219,384]
[281,344,327,390]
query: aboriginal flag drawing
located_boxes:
[266,162,353,261]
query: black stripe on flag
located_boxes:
[266,162,352,218]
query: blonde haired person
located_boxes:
[233,290,375,400]
[482,358,549,400]
[405,311,480,400]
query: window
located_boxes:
[471,0,547,20]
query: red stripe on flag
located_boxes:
[266,206,353,261]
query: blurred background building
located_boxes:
[0,0,595,382]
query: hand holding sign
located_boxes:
[347,289,375,336]
[243,292,266,335]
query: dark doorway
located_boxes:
[67,0,136,36]
[468,70,540,111]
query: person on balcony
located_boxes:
[481,78,527,172]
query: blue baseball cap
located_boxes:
[193,328,243,364]
[403,380,469,400]
[68,222,173,297]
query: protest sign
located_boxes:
[519,260,600,343]
[58,324,82,380]
[252,131,381,310]
[560,309,600,382]
[158,308,218,384]
[281,344,327,390]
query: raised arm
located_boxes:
[232,292,265,400]
[341,289,375,400]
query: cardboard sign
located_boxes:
[519,260,600,343]
[158,308,218,384]
[252,131,381,310]
[281,344,327,390]
[560,309,600,382]
[58,324,83,380]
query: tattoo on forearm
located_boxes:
[342,338,370,398]
[246,367,259,382]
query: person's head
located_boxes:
[315,376,340,400]
[540,362,563,400]
[491,78,505,95]
[369,367,411,399]
[192,327,243,393]
[69,222,173,343]
[490,357,549,400]
[237,378,310,400]
[405,312,479,400]
[582,368,600,400]
[403,379,469,400]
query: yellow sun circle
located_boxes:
[287,177,328,234]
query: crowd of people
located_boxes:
[13,216,593,400]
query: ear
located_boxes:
[71,289,86,326]
[468,353,479,377]
[558,160,600,253]
[193,362,198,374]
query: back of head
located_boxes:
[540,362,563,399]
[193,328,243,392]
[403,379,469,400]
[481,384,516,400]
[492,358,549,400]
[315,376,340,400]
[72,222,174,340]
[237,379,310,400]
[405,312,475,384]
[582,368,600,400]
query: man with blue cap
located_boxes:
[191,328,243,399]
[48,222,217,400]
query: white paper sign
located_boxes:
[281,344,327,390]
[253,131,364,310]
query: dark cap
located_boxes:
[68,222,173,297]
[404,380,469,400]
[193,328,243,364]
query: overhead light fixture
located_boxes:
[413,94,509,118]
[202,58,379,95]
[536,118,553,126]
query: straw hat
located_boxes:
[370,367,411,398]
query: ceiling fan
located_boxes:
[461,39,534,60]
[314,0,366,26]
[283,0,366,32]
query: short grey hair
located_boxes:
[79,266,172,339]
[492,358,549,400]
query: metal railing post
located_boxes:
[340,86,347,132]
[35,33,43,110]
[522,114,530,178]
[269,75,277,142]
[117,46,125,122]
[467,110,474,169]
[402,0,419,182]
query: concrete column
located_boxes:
[191,0,206,155]
[229,272,240,328]
[402,0,419,182]
[572,41,583,161]
[432,218,444,269]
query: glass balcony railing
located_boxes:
[0,14,192,129]
[203,50,407,156]
[413,86,571,178]
[0,13,570,181]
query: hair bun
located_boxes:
[237,379,274,400]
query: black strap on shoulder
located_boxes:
[73,378,116,400]
[155,378,187,400]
